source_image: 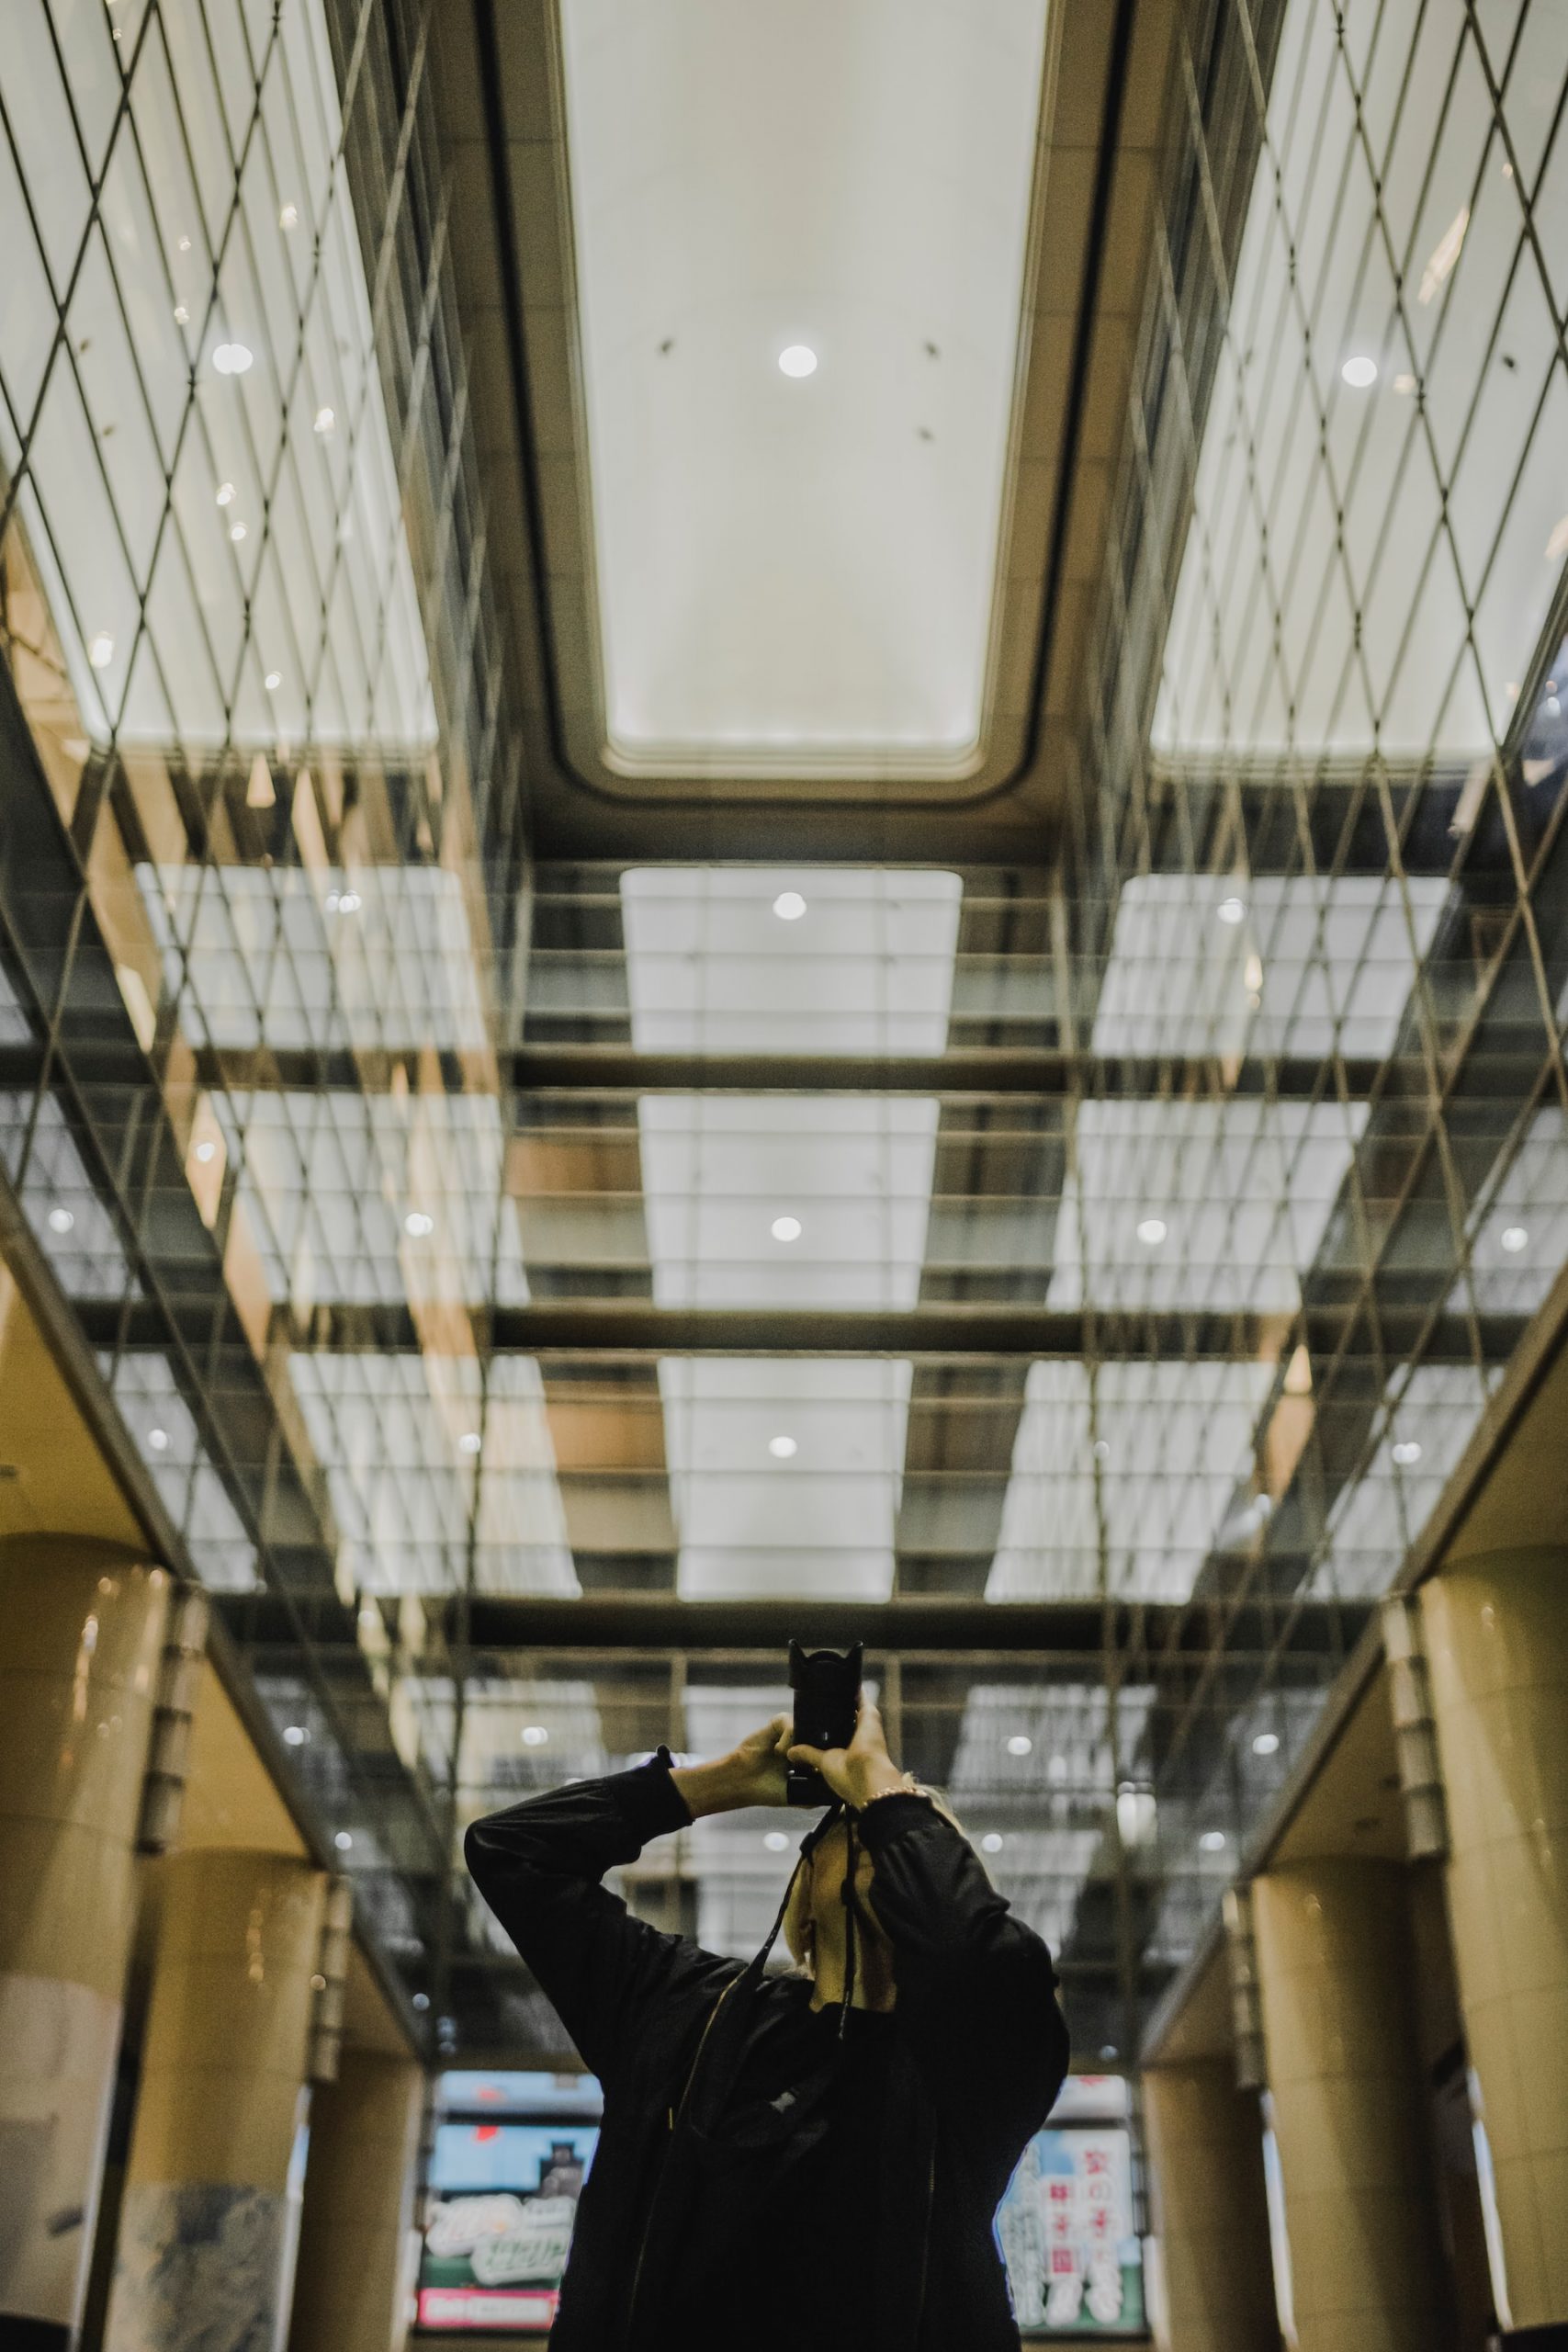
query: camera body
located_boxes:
[786,1639,863,1808]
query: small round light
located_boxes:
[768,1435,797,1460]
[229,522,247,543]
[1501,1225,1529,1253]
[178,235,192,253]
[173,304,188,325]
[1005,1734,1032,1758]
[313,405,335,435]
[148,1428,170,1453]
[334,1830,354,1851]
[1217,895,1247,925]
[48,1206,75,1234]
[981,1833,1005,1855]
[1252,1731,1280,1757]
[1092,1438,1110,1462]
[283,1724,308,1747]
[1392,1439,1422,1466]
[412,1991,431,2011]
[335,890,362,914]
[1100,2044,1120,2063]
[1200,1829,1227,1852]
[404,1211,434,1238]
[1136,1217,1168,1246]
[1549,698,1562,718]
[1341,354,1379,388]
[773,890,807,921]
[771,1215,802,1242]
[458,1430,482,1456]
[279,202,299,229]
[212,341,254,376]
[521,1724,549,1747]
[763,1830,790,1852]
[778,345,818,379]
[216,481,235,506]
[87,632,115,670]
[194,1139,217,1164]
[264,670,281,691]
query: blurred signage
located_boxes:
[998,2095,1143,2336]
[417,2093,599,2335]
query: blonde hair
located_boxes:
[778,1788,967,1978]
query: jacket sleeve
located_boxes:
[857,1793,1070,2121]
[463,1750,733,2091]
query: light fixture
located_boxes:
[264,670,281,691]
[768,1435,798,1460]
[313,405,335,435]
[1135,1217,1168,1246]
[1005,1734,1032,1758]
[763,1830,790,1852]
[279,202,299,229]
[229,522,246,543]
[194,1139,216,1164]
[1393,371,1417,395]
[1341,354,1379,388]
[334,1830,354,1851]
[411,1991,430,2012]
[1216,895,1247,925]
[1243,952,1264,993]
[1092,1438,1110,1462]
[458,1431,482,1456]
[980,1833,1005,1855]
[771,1215,802,1242]
[1252,1730,1280,1757]
[778,345,818,379]
[148,1428,170,1453]
[87,631,115,670]
[173,304,188,325]
[521,1724,549,1747]
[1199,1829,1227,1852]
[216,481,235,506]
[283,1724,308,1747]
[1418,207,1469,305]
[404,1210,434,1238]
[212,341,254,376]
[47,1206,74,1233]
[1392,1439,1422,1466]
[773,890,807,921]
[336,890,362,913]
[1500,1226,1529,1253]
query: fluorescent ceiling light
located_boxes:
[1340,354,1378,388]
[1500,1226,1529,1252]
[1135,1218,1168,1246]
[777,345,818,379]
[87,633,115,669]
[770,1216,802,1242]
[1252,1731,1280,1756]
[1418,207,1469,304]
[1217,896,1247,925]
[211,341,254,375]
[768,1434,797,1459]
[773,891,807,921]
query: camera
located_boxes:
[786,1639,863,1807]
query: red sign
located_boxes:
[417,2287,560,2333]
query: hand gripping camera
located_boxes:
[785,1638,863,1808]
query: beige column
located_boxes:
[1142,2060,1279,2352]
[288,2052,423,2352]
[1423,1547,1568,2331]
[1251,1859,1447,2352]
[105,1849,327,2352]
[0,1534,168,2345]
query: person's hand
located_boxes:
[670,1714,792,1819]
[788,1695,910,1812]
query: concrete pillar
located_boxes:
[1252,1859,1448,2352]
[1423,1548,1568,2333]
[288,2052,423,2352]
[105,1850,327,2352]
[1142,2060,1279,2352]
[0,1535,168,2347]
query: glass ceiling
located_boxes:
[1,0,1566,2071]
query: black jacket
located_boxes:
[465,1754,1070,2350]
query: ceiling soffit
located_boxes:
[428,0,1178,858]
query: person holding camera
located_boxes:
[465,1688,1070,2350]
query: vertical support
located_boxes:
[1143,2059,1278,2352]
[1222,1884,1266,2091]
[137,1587,210,1856]
[288,2052,423,2352]
[1381,1593,1449,1861]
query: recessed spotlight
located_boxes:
[763,1830,790,1851]
[216,482,235,506]
[336,890,362,913]
[458,1431,482,1456]
[334,1830,354,1851]
[194,1139,217,1164]
[1005,1734,1032,1758]
[1252,1731,1280,1757]
[279,202,299,229]
[264,670,282,691]
[1392,1439,1422,1466]
[148,1427,170,1453]
[1341,354,1379,388]
[771,1215,802,1242]
[768,1435,798,1460]
[411,1991,431,2011]
[1216,895,1247,925]
[1092,1438,1110,1462]
[521,1724,549,1747]
[283,1724,308,1747]
[212,341,254,376]
[1136,1217,1168,1246]
[1199,1829,1227,1852]
[87,632,115,670]
[173,304,188,325]
[773,890,807,921]
[404,1211,434,1238]
[981,1833,1005,1855]
[1500,1225,1529,1253]
[47,1206,75,1234]
[313,405,335,435]
[229,522,247,543]
[778,345,818,379]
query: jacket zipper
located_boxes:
[625,1975,738,2343]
